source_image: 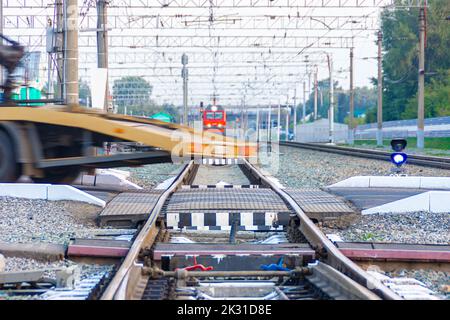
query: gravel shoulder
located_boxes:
[259,146,450,189]
[0,197,102,245]
[122,163,183,189]
[192,165,250,185]
[321,212,450,244]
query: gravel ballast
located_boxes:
[192,165,250,185]
[0,197,102,245]
[122,163,183,189]
[259,146,450,189]
[322,212,450,244]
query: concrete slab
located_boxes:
[103,169,131,179]
[81,174,95,186]
[328,187,425,210]
[0,184,106,207]
[369,176,422,189]
[361,192,430,214]
[329,176,450,190]
[96,172,142,190]
[0,183,50,199]
[361,191,450,215]
[329,176,370,188]
[429,191,450,213]
[47,185,106,207]
[420,177,450,190]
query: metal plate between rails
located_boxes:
[164,189,290,212]
[284,188,355,214]
[99,191,163,217]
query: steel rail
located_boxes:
[281,141,450,170]
[100,161,196,300]
[242,159,400,300]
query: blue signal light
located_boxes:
[390,152,408,167]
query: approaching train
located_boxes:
[202,104,226,135]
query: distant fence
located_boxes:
[295,119,348,143]
[355,130,450,139]
[355,116,450,139]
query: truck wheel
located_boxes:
[0,130,21,182]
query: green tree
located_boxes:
[79,79,91,107]
[113,76,154,115]
[379,0,450,121]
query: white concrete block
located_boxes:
[94,172,141,190]
[429,191,450,213]
[81,175,95,186]
[98,168,130,179]
[419,177,450,190]
[0,183,50,199]
[95,174,121,187]
[0,254,5,272]
[328,176,370,188]
[47,185,106,207]
[119,179,142,190]
[369,176,421,189]
[362,192,430,215]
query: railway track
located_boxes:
[280,141,450,170]
[99,161,401,300]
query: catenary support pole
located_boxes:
[377,30,383,147]
[56,0,64,101]
[349,47,355,145]
[65,0,79,109]
[293,89,297,141]
[97,0,109,111]
[0,0,3,86]
[181,53,188,125]
[328,54,334,144]
[314,65,318,121]
[417,8,426,149]
[277,100,281,142]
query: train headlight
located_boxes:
[218,124,222,128]
[207,124,212,128]
[390,152,408,167]
[211,106,218,112]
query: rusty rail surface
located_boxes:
[100,161,195,300]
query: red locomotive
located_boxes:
[202,104,226,135]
